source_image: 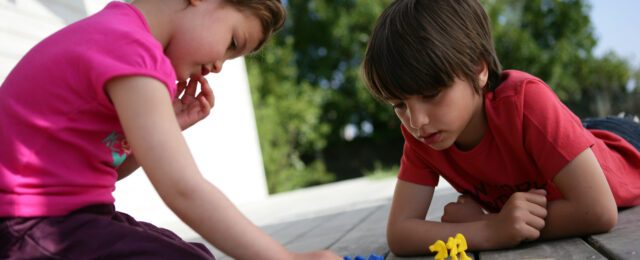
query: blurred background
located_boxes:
[1,0,638,228]
[246,0,640,194]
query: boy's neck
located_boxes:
[455,101,487,151]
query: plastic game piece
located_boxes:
[454,233,472,260]
[343,253,384,260]
[428,239,448,260]
[446,237,459,260]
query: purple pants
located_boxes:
[0,205,214,259]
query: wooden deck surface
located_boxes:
[206,190,640,259]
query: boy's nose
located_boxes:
[408,106,429,129]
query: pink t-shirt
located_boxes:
[0,2,176,217]
[398,70,640,212]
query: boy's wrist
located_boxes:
[476,215,501,250]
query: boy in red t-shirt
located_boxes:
[361,0,640,255]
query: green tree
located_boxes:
[248,0,637,193]
[483,0,634,116]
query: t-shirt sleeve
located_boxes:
[83,34,176,108]
[521,79,594,181]
[397,125,440,186]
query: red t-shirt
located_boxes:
[398,70,640,212]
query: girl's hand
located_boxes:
[291,250,342,260]
[487,189,548,247]
[173,76,214,130]
[441,195,486,223]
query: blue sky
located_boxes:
[590,0,640,68]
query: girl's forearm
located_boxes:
[161,177,292,260]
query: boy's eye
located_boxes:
[422,92,440,100]
[392,102,406,110]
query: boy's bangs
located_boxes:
[365,35,455,102]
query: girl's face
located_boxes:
[167,0,264,82]
[389,75,487,151]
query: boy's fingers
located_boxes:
[525,210,546,230]
[457,195,468,203]
[521,225,542,242]
[528,203,548,219]
[529,189,547,196]
[523,192,547,208]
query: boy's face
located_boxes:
[389,77,486,151]
[167,0,264,82]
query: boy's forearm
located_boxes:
[389,218,496,256]
[539,199,617,240]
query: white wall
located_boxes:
[0,0,268,235]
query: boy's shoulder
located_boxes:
[491,70,549,99]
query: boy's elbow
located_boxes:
[593,207,617,233]
[386,222,413,256]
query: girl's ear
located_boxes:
[477,62,489,89]
[188,0,204,6]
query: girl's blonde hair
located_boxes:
[225,0,286,51]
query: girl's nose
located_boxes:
[212,60,224,73]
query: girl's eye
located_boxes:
[229,37,237,51]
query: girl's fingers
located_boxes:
[176,81,187,97]
[196,77,214,107]
[185,77,199,97]
[198,96,211,114]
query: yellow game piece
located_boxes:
[446,237,459,260]
[428,240,448,260]
[454,233,472,260]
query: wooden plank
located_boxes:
[387,252,477,260]
[479,238,606,260]
[387,189,464,259]
[329,204,390,257]
[587,206,640,260]
[285,206,379,253]
[426,188,460,221]
[202,214,339,259]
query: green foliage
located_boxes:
[364,162,399,180]
[483,0,635,116]
[248,0,637,193]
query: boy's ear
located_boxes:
[477,62,489,89]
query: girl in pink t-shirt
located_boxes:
[0,1,339,259]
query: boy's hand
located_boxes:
[291,250,342,260]
[487,189,548,247]
[441,195,486,223]
[173,76,214,130]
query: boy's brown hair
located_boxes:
[226,0,286,51]
[362,0,502,102]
